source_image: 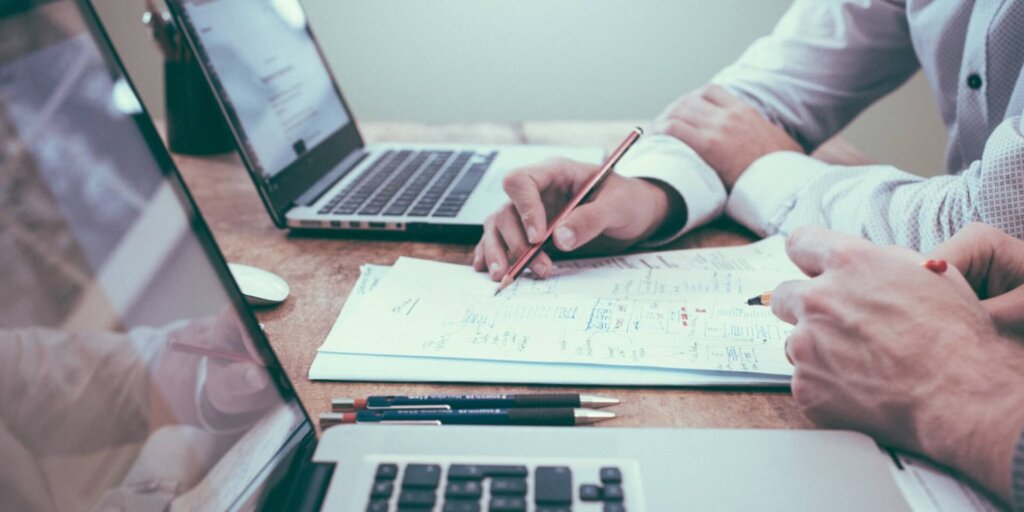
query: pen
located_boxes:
[318,408,615,427]
[168,339,263,365]
[331,393,619,411]
[745,258,950,307]
[494,127,644,296]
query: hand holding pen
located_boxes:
[474,128,684,285]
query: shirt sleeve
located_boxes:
[711,0,920,152]
[615,134,727,245]
[727,114,1024,251]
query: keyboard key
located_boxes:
[447,464,528,480]
[599,466,622,483]
[376,463,399,480]
[579,483,602,501]
[603,483,624,501]
[366,500,388,512]
[604,504,627,512]
[442,501,481,512]
[445,480,482,499]
[398,490,436,508]
[490,478,527,495]
[534,466,572,505]
[489,496,527,512]
[370,481,393,499]
[402,464,441,489]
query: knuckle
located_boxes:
[790,372,812,408]
[787,330,814,363]
[799,284,834,316]
[823,240,866,269]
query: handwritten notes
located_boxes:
[321,238,802,376]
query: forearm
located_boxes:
[711,0,918,151]
[728,116,1024,252]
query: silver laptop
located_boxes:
[0,2,972,511]
[165,0,602,238]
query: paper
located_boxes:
[557,235,794,272]
[322,238,802,376]
[314,263,790,386]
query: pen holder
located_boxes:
[165,57,233,156]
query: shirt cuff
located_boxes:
[726,151,829,237]
[615,134,727,246]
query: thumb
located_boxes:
[551,202,613,252]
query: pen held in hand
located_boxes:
[745,258,950,307]
[494,127,645,296]
[168,339,263,366]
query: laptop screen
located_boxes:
[0,1,308,510]
[171,0,364,223]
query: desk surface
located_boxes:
[172,121,813,431]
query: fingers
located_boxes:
[929,222,1024,297]
[502,158,595,244]
[480,214,511,279]
[770,279,811,324]
[205,362,276,415]
[784,225,876,277]
[700,84,742,107]
[478,207,554,281]
[982,286,1024,334]
[551,202,615,252]
[494,208,553,278]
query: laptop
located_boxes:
[163,0,602,238]
[0,2,980,511]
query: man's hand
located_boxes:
[929,222,1024,336]
[770,225,1024,505]
[473,158,682,280]
[655,84,802,189]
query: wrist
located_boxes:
[918,340,1024,503]
[637,178,687,241]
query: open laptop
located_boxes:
[0,2,988,510]
[164,0,602,238]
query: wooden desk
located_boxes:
[172,122,813,431]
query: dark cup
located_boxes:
[165,58,233,156]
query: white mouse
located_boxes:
[227,263,290,307]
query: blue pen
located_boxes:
[318,408,614,427]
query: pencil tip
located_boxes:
[493,276,512,296]
[746,296,762,306]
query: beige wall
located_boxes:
[94,0,949,176]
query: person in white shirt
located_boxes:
[472,0,1024,280]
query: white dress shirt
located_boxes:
[616,0,1024,251]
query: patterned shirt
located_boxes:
[615,1,1024,507]
[617,0,1024,252]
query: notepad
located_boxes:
[312,237,804,384]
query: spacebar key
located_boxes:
[534,466,572,505]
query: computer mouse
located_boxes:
[227,263,290,307]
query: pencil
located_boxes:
[744,258,949,307]
[494,127,644,296]
[169,339,262,365]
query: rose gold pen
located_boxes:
[494,127,644,296]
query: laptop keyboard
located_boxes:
[318,149,497,219]
[365,462,628,511]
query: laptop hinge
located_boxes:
[294,149,368,207]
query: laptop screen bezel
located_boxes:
[165,0,366,227]
[73,1,322,507]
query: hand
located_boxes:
[154,309,277,430]
[473,157,682,280]
[770,226,1024,504]
[929,222,1024,336]
[654,84,802,189]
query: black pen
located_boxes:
[318,408,615,427]
[331,393,619,411]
